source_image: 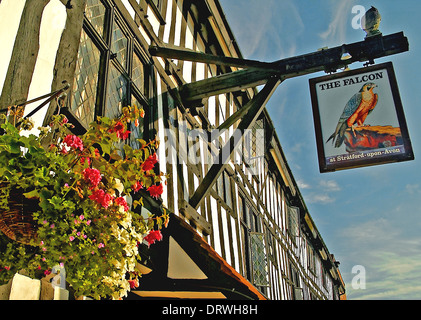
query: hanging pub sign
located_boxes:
[309,62,414,173]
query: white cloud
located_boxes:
[301,179,340,204]
[338,218,421,299]
[309,193,335,204]
[319,0,357,45]
[405,184,421,195]
[319,180,341,192]
[220,0,304,60]
[297,180,311,189]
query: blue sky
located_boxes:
[220,0,421,299]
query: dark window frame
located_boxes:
[71,0,152,142]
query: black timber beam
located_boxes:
[189,77,281,210]
[149,44,279,72]
[153,32,408,103]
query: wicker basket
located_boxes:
[0,184,39,246]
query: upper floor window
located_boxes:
[287,205,300,243]
[70,0,150,143]
[238,194,269,289]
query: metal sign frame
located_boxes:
[309,62,414,173]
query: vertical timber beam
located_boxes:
[0,0,51,109]
[189,77,281,210]
[43,0,87,125]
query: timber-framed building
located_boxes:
[0,0,345,300]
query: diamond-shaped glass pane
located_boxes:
[85,0,106,37]
[250,233,269,287]
[128,96,145,149]
[132,53,145,93]
[105,63,127,120]
[70,29,100,127]
[111,21,128,70]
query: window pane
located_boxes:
[105,63,128,120]
[250,233,269,287]
[128,95,145,149]
[111,21,128,69]
[85,0,106,37]
[71,29,101,127]
[132,53,145,93]
[288,205,300,240]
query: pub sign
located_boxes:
[309,62,414,173]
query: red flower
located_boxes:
[63,134,84,151]
[111,121,131,140]
[132,181,143,193]
[89,189,114,208]
[115,197,129,212]
[144,230,163,247]
[83,168,101,189]
[114,121,124,133]
[142,153,158,172]
[147,183,163,199]
[128,278,139,289]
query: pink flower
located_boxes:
[69,236,75,242]
[63,134,84,151]
[98,243,105,249]
[79,215,84,221]
[115,197,129,212]
[147,183,163,199]
[89,189,114,208]
[86,220,91,226]
[83,168,102,189]
[80,157,91,166]
[142,153,158,172]
[144,230,163,247]
[50,224,55,229]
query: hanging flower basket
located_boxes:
[0,183,39,245]
[0,105,169,299]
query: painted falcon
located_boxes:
[326,82,378,148]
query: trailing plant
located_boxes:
[0,105,168,299]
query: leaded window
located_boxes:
[250,232,269,287]
[239,194,269,289]
[110,19,128,69]
[70,0,150,140]
[84,0,107,37]
[70,29,101,127]
[287,205,300,242]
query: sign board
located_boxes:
[309,62,414,173]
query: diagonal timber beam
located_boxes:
[160,32,408,103]
[189,77,281,210]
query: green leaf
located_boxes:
[23,189,39,199]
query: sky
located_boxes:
[220,0,421,300]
